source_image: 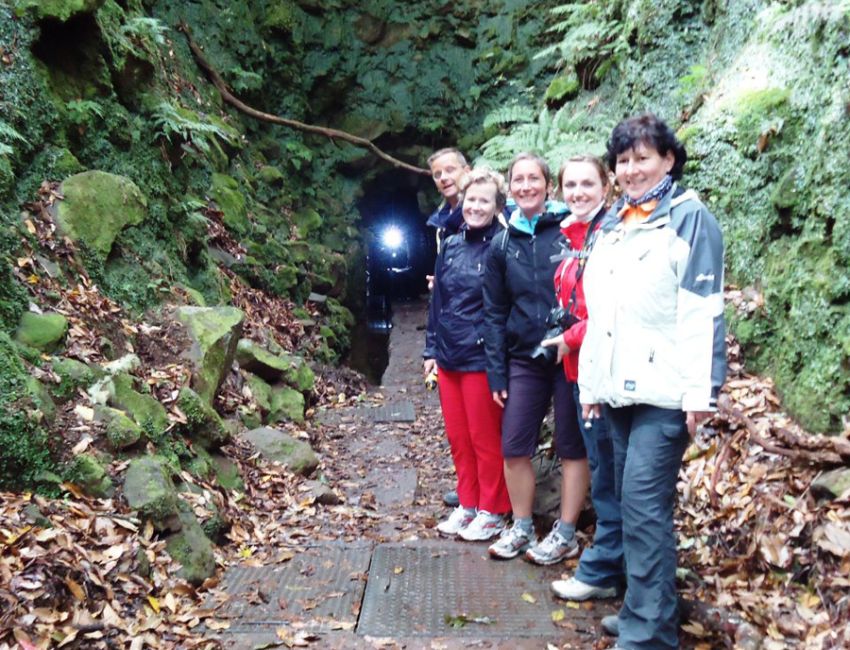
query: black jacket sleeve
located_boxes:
[482,231,510,392]
[423,251,442,360]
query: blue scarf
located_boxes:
[623,175,672,206]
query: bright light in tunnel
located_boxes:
[381,225,404,250]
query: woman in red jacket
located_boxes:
[541,156,625,597]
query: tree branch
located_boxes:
[177,23,431,177]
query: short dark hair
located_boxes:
[427,147,468,168]
[606,113,687,180]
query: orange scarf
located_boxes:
[618,200,658,226]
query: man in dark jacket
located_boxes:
[426,148,471,255]
[426,147,470,508]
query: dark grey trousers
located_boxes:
[605,404,688,650]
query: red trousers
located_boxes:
[438,368,511,514]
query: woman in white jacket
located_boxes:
[578,113,726,650]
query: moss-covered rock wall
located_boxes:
[476,0,850,433]
[0,0,847,467]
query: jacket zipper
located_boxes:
[531,234,541,323]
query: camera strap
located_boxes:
[558,207,608,315]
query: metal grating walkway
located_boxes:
[356,541,609,639]
[214,542,373,633]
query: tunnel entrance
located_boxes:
[345,168,435,384]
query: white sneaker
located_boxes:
[525,523,579,565]
[458,511,506,541]
[435,506,475,536]
[551,576,618,601]
[488,522,536,559]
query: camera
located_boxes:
[530,306,580,364]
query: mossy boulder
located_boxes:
[269,386,305,423]
[14,0,105,21]
[175,306,244,405]
[210,173,249,235]
[15,312,68,352]
[186,445,214,480]
[123,456,180,531]
[165,506,216,586]
[108,373,169,436]
[257,165,285,187]
[544,71,580,104]
[177,386,230,449]
[292,207,322,237]
[236,339,293,382]
[242,426,318,476]
[287,359,315,394]
[95,405,141,450]
[70,453,113,498]
[210,453,244,491]
[51,357,98,402]
[55,171,147,260]
[26,376,57,425]
[236,340,314,394]
[244,371,272,408]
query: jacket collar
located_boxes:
[426,201,464,232]
[461,219,503,243]
[611,183,687,230]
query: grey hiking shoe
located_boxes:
[525,523,579,565]
[488,522,536,559]
[442,490,459,507]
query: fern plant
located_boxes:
[0,119,27,157]
[152,102,240,161]
[478,103,616,171]
[66,99,105,124]
[535,1,629,89]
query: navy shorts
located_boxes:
[501,357,586,460]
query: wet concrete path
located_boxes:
[209,299,618,649]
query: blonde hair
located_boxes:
[460,167,507,211]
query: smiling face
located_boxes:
[509,159,548,218]
[560,161,608,220]
[429,152,469,207]
[614,141,674,201]
[462,180,499,230]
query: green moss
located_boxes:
[544,72,580,105]
[95,405,142,449]
[731,87,791,150]
[209,173,249,235]
[26,376,57,425]
[15,312,68,351]
[51,357,96,402]
[175,306,244,404]
[14,0,104,21]
[164,506,215,586]
[123,455,179,527]
[177,386,229,449]
[269,386,305,423]
[109,373,169,435]
[55,171,148,260]
[68,453,113,497]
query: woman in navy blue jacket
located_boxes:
[424,168,512,541]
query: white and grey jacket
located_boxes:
[578,185,726,412]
